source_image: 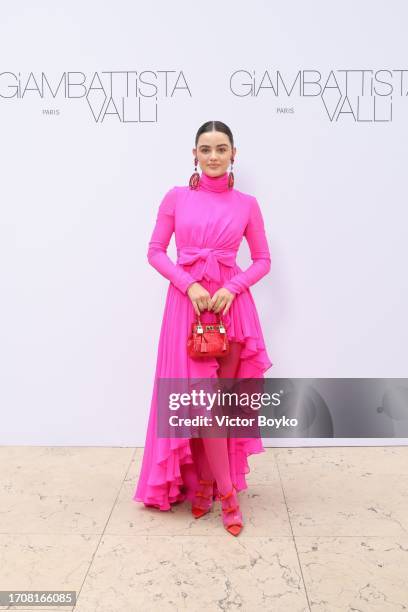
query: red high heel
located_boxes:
[191,479,215,518]
[218,485,243,536]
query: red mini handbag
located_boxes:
[187,312,230,359]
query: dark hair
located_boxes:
[194,121,234,148]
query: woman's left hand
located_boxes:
[208,287,235,315]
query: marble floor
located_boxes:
[1,446,408,611]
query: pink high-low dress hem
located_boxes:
[133,170,273,511]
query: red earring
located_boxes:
[189,157,200,190]
[228,158,235,190]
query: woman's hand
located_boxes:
[187,282,211,316]
[208,287,235,316]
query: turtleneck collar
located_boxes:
[198,170,230,193]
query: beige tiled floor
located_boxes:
[1,446,408,611]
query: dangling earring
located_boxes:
[228,157,235,190]
[189,157,200,190]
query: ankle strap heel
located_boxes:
[191,479,215,519]
[219,485,243,536]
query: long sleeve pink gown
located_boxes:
[133,170,273,511]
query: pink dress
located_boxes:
[133,170,273,511]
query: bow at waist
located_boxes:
[177,246,237,283]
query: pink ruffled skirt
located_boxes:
[133,262,273,511]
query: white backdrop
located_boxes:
[1,1,407,445]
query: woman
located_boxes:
[133,120,273,536]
